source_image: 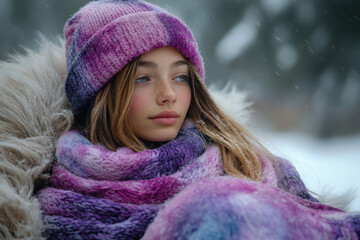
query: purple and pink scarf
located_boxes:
[38,121,360,239]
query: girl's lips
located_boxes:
[149,111,179,119]
[151,117,178,125]
[149,111,179,125]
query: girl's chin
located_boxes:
[139,132,179,146]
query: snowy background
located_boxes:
[263,131,360,212]
[1,0,359,211]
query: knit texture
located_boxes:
[37,120,225,239]
[64,0,204,114]
[37,121,360,239]
[143,177,360,240]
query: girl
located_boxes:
[1,0,359,239]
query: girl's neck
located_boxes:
[141,139,168,149]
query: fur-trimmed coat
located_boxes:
[0,37,353,239]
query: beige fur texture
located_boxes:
[0,36,73,239]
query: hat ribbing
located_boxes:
[64,0,204,113]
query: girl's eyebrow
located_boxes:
[138,60,187,69]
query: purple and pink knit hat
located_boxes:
[64,0,205,114]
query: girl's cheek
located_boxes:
[178,86,192,106]
[130,95,141,114]
[130,90,149,114]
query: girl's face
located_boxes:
[128,47,191,142]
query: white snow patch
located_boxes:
[262,131,360,212]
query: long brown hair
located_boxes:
[187,63,271,181]
[81,56,273,181]
[82,57,144,152]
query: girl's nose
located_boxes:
[156,80,176,104]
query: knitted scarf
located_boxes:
[37,121,225,239]
[38,121,360,239]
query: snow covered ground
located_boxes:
[262,131,360,212]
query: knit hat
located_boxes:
[64,0,205,114]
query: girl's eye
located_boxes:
[135,76,150,83]
[174,74,188,82]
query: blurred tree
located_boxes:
[185,0,360,137]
